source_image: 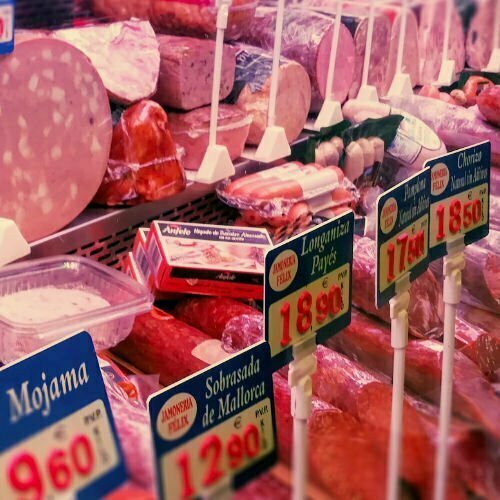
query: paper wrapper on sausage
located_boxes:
[331,309,500,439]
[54,20,160,105]
[227,44,311,145]
[91,0,258,40]
[242,7,356,111]
[387,94,500,166]
[168,105,251,170]
[155,35,236,111]
[0,37,112,242]
[417,0,465,85]
[174,297,260,339]
[352,236,444,338]
[94,100,186,206]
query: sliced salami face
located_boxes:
[0,38,112,242]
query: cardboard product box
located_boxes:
[146,221,272,299]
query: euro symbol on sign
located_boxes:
[322,277,328,289]
[234,416,242,429]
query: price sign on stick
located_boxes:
[0,332,126,499]
[265,211,354,370]
[376,169,431,307]
[426,141,490,261]
[0,0,14,55]
[148,342,277,500]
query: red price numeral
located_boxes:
[177,424,260,498]
[386,230,425,283]
[8,434,94,499]
[436,198,482,241]
[280,285,343,348]
[0,18,4,38]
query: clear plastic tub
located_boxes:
[0,255,153,363]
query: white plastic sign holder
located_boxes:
[433,0,456,86]
[196,0,235,184]
[314,0,344,129]
[255,0,291,163]
[375,169,431,500]
[386,0,413,98]
[264,212,354,500]
[0,218,30,267]
[356,0,379,102]
[483,0,500,72]
[423,142,491,500]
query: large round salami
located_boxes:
[0,38,112,242]
[466,0,496,69]
[243,7,356,112]
[417,0,466,85]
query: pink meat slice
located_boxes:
[418,0,465,85]
[54,19,160,105]
[243,7,356,111]
[384,7,420,89]
[0,38,112,242]
[332,309,500,438]
[466,0,496,70]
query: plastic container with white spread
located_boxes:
[0,256,153,363]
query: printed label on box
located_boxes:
[425,141,490,261]
[148,342,277,500]
[376,169,431,308]
[264,211,354,370]
[0,1,14,54]
[0,332,126,499]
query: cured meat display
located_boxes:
[154,35,236,111]
[112,308,213,386]
[387,94,500,165]
[243,7,356,111]
[304,2,392,98]
[174,297,260,339]
[168,105,251,170]
[417,0,466,85]
[228,44,311,145]
[466,0,497,69]
[94,100,185,205]
[272,374,387,499]
[91,0,258,40]
[54,20,160,105]
[352,236,444,338]
[0,37,112,242]
[331,309,500,438]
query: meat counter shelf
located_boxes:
[29,136,311,268]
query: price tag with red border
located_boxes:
[376,169,431,308]
[264,211,354,371]
[425,141,490,261]
[0,332,126,499]
[0,0,14,55]
[148,342,277,500]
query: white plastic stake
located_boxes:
[483,0,500,72]
[288,337,317,500]
[314,0,344,129]
[357,0,379,102]
[254,0,291,163]
[0,218,30,267]
[387,274,410,500]
[433,0,456,86]
[433,236,466,500]
[196,0,235,184]
[386,0,413,98]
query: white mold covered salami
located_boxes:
[0,37,112,242]
[243,7,356,112]
[54,19,160,105]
